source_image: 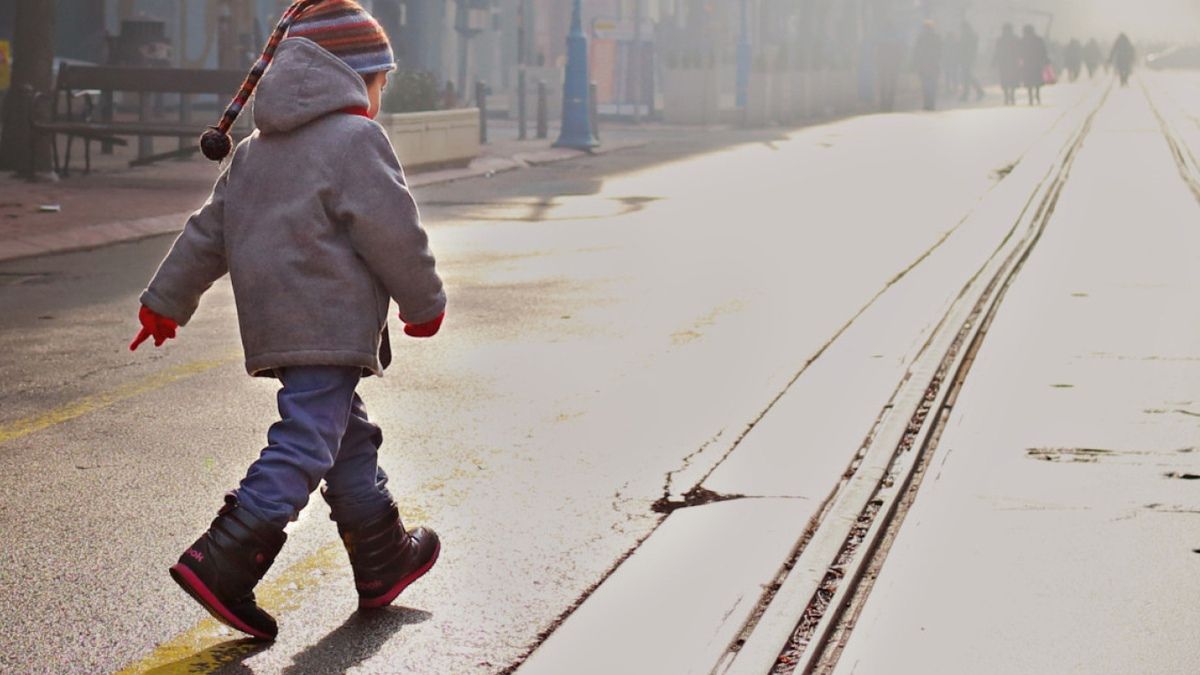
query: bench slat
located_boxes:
[36,121,203,136]
[57,64,246,96]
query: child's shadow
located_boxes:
[279,606,433,674]
[146,638,270,674]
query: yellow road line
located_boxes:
[1,349,428,673]
[0,356,237,445]
[117,505,429,674]
[116,541,347,675]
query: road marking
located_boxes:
[0,346,426,672]
[117,501,431,674]
[0,355,237,446]
[114,541,347,675]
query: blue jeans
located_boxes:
[235,366,394,529]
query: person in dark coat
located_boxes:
[875,20,906,112]
[943,28,961,98]
[913,20,943,111]
[1021,24,1049,105]
[994,23,1021,106]
[1110,33,1136,86]
[1083,39,1102,79]
[958,20,984,101]
[1064,39,1083,81]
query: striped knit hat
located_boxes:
[288,1,395,75]
[199,0,394,162]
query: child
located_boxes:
[130,0,445,640]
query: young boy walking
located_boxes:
[130,0,445,640]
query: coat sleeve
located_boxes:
[333,124,446,325]
[138,160,231,325]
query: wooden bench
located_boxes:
[32,63,248,175]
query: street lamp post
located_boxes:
[736,0,750,109]
[455,0,490,101]
[454,1,470,97]
[517,0,528,140]
[554,0,599,149]
[632,0,643,123]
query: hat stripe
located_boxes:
[289,25,383,44]
[298,33,387,51]
[337,54,395,73]
[288,14,377,32]
[300,1,365,18]
[287,1,394,76]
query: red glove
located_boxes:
[129,305,179,351]
[403,311,444,338]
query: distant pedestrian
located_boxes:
[131,0,445,641]
[875,20,905,112]
[913,21,943,111]
[1083,39,1103,78]
[1064,39,1083,81]
[958,20,985,102]
[1110,33,1136,87]
[995,23,1022,106]
[442,80,459,109]
[1021,24,1049,105]
[943,28,962,99]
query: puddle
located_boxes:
[1145,408,1200,418]
[1145,503,1200,515]
[1027,447,1114,463]
[1027,447,1196,464]
[0,272,54,287]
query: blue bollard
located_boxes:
[554,0,599,150]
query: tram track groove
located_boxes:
[716,84,1112,675]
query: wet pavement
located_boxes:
[0,76,1194,674]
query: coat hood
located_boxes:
[253,38,370,134]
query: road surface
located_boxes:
[2,75,1194,674]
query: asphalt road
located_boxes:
[1,83,1102,674]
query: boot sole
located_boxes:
[358,541,441,610]
[169,563,275,641]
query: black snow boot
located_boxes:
[335,501,440,609]
[169,493,287,640]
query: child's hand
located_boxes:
[403,312,444,338]
[130,305,179,351]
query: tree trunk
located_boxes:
[0,0,56,176]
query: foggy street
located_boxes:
[0,67,1195,674]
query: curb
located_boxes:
[0,212,186,264]
[409,139,646,187]
[0,140,648,264]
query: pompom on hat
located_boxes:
[199,0,395,161]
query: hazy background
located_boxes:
[1000,0,1200,42]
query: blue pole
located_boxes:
[736,0,750,108]
[554,0,599,149]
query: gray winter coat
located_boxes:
[140,38,445,376]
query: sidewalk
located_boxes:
[0,119,648,263]
[828,83,1200,674]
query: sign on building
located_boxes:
[0,41,10,91]
[592,18,654,42]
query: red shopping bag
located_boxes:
[1043,64,1058,85]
